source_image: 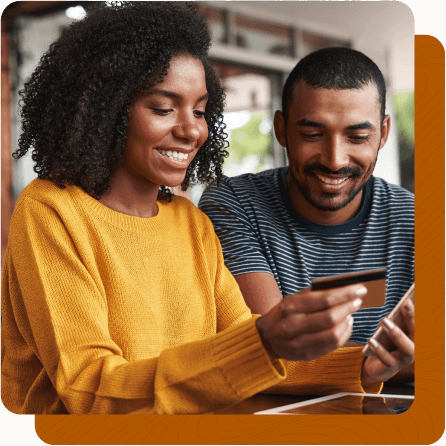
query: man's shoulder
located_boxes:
[225,167,284,185]
[199,167,286,217]
[372,177,414,206]
[370,177,414,226]
[205,167,285,198]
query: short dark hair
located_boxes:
[14,1,228,200]
[282,47,386,123]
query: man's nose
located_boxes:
[319,136,349,172]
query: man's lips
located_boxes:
[314,172,350,185]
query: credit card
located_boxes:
[311,268,387,308]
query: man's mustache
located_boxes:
[303,163,362,177]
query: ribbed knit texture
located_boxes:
[2,179,379,414]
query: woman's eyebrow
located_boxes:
[149,89,209,101]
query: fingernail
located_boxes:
[369,338,379,348]
[355,287,367,296]
[348,315,354,326]
[352,298,362,309]
[383,318,395,330]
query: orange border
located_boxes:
[32,34,445,446]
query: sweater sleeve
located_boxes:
[197,214,383,397]
[268,348,383,395]
[4,197,285,414]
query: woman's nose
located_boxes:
[172,113,200,143]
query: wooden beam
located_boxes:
[1,19,14,268]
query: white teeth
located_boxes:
[315,173,348,185]
[157,149,188,161]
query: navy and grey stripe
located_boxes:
[199,167,414,344]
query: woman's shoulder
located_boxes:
[13,178,82,221]
[165,195,213,227]
[18,178,74,203]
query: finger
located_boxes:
[400,299,415,339]
[381,317,415,357]
[366,338,399,368]
[292,315,354,360]
[285,285,367,314]
[296,298,361,334]
[338,315,355,347]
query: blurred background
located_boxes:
[1,1,414,265]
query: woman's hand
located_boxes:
[256,284,366,362]
[361,299,415,384]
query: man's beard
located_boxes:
[288,154,378,213]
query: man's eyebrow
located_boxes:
[346,121,375,130]
[296,119,376,130]
[149,89,209,101]
[296,118,324,128]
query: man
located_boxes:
[199,47,414,379]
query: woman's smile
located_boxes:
[98,54,209,216]
[118,54,209,191]
[156,148,191,162]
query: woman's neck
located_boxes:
[98,172,160,218]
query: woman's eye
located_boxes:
[151,108,172,116]
[194,110,206,118]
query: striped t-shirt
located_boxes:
[199,167,414,344]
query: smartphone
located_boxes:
[362,283,415,356]
[311,268,387,309]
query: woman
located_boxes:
[2,2,414,414]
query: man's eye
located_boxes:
[350,135,369,142]
[302,133,322,139]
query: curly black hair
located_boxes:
[14,1,228,200]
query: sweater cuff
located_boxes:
[264,346,384,396]
[341,347,384,394]
[211,315,286,400]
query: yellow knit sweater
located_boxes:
[1,179,380,414]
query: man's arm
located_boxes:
[235,272,283,315]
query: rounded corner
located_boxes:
[1,1,19,20]
[1,393,22,416]
[394,0,415,23]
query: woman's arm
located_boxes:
[3,196,284,414]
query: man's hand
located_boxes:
[256,285,366,361]
[361,299,415,384]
